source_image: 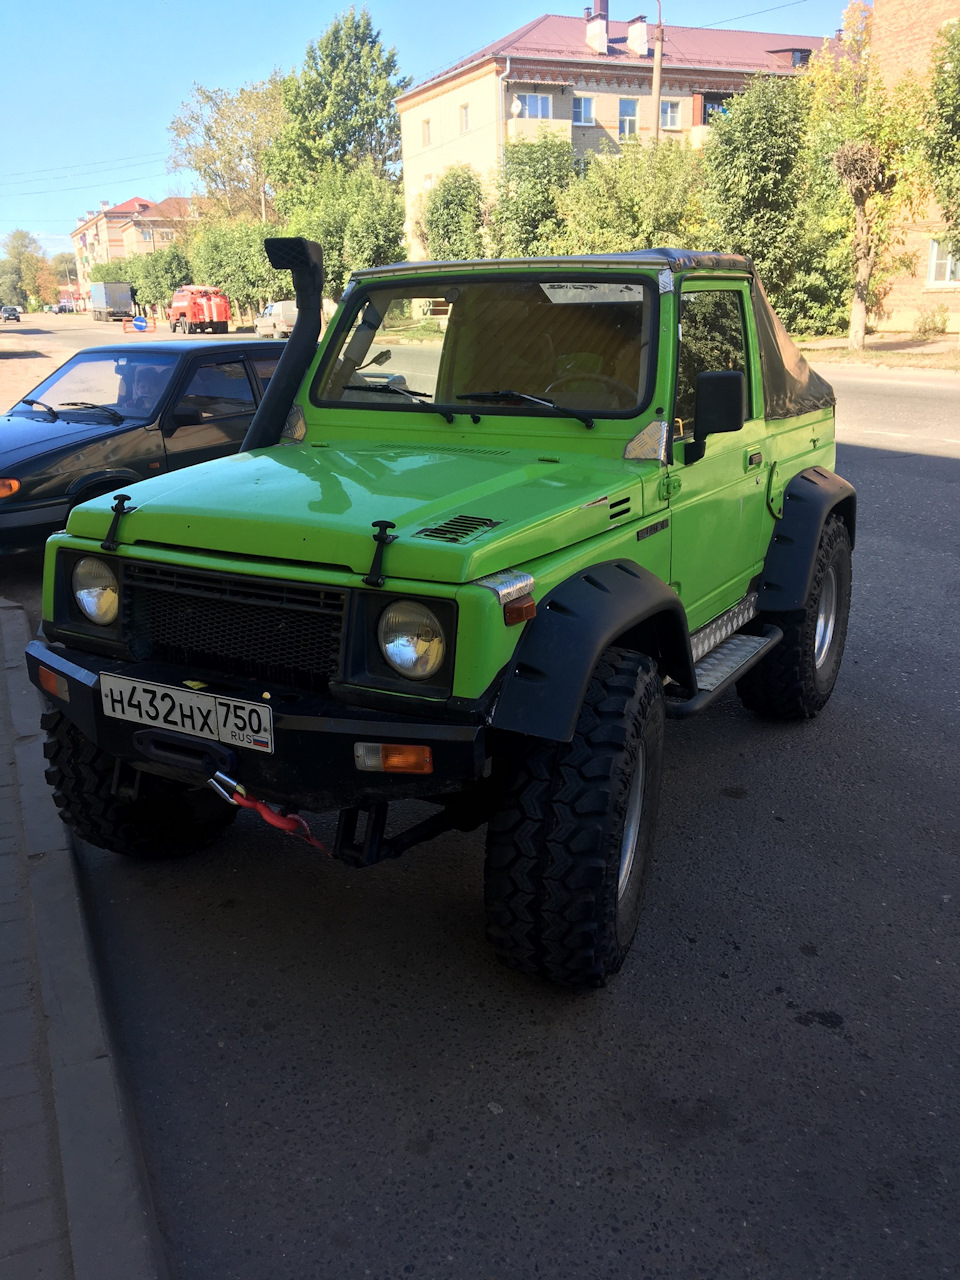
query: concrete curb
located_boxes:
[0,599,167,1280]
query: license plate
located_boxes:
[100,674,274,754]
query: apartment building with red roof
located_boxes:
[397,2,833,255]
[70,195,198,299]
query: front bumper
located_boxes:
[26,638,486,813]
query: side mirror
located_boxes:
[685,371,746,463]
[168,408,202,432]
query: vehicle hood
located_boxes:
[0,411,140,465]
[66,442,642,583]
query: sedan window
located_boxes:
[251,356,280,391]
[174,361,255,421]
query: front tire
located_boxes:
[737,514,852,719]
[484,648,665,986]
[42,710,236,859]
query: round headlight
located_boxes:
[377,600,446,681]
[72,557,119,625]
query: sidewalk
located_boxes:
[0,598,164,1280]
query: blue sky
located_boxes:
[1,0,846,256]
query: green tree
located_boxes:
[488,133,579,257]
[132,246,193,309]
[420,166,485,260]
[188,221,290,317]
[168,73,288,220]
[282,160,404,300]
[89,260,141,285]
[703,76,812,299]
[806,1,929,347]
[266,6,410,208]
[927,20,960,252]
[1,230,44,307]
[51,251,77,286]
[556,138,706,254]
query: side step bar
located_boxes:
[665,624,783,718]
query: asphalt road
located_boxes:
[4,365,960,1279]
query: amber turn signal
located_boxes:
[353,742,433,774]
[503,593,536,625]
[0,479,21,499]
[38,666,70,702]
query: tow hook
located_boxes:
[207,771,328,853]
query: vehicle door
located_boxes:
[665,280,770,632]
[161,356,259,470]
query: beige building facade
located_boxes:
[870,0,960,333]
[398,5,831,256]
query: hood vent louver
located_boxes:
[415,515,502,544]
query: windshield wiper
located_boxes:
[21,398,59,420]
[58,402,125,423]
[344,382,454,424]
[456,389,594,430]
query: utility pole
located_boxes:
[651,0,664,142]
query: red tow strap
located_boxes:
[207,772,328,853]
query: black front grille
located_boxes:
[123,564,346,691]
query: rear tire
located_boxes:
[42,710,236,860]
[736,514,852,719]
[484,648,664,986]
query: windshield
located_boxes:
[312,277,654,417]
[13,351,179,420]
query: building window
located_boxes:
[928,240,960,284]
[516,93,551,119]
[702,94,728,125]
[792,49,811,66]
[422,119,431,146]
[140,230,152,242]
[573,96,595,125]
[160,231,174,242]
[661,100,680,130]
[619,99,637,137]
[460,103,470,133]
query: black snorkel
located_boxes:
[241,237,325,451]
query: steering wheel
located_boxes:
[545,373,637,409]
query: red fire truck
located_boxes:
[168,286,232,334]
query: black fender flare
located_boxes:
[491,560,695,743]
[757,467,856,613]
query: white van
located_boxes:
[255,300,298,339]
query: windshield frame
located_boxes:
[309,269,659,424]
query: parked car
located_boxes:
[255,299,298,339]
[0,339,283,552]
[1,306,20,323]
[168,286,232,334]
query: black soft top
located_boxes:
[616,250,836,419]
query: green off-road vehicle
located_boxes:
[27,239,854,985]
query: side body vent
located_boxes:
[609,496,631,521]
[415,515,502,544]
